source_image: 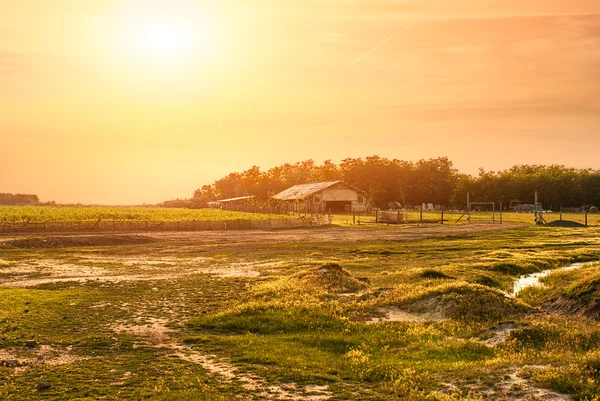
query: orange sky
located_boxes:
[1,1,599,204]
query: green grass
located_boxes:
[1,225,600,399]
[332,210,600,226]
[0,206,294,223]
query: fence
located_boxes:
[218,204,291,214]
[0,216,332,234]
[375,209,447,224]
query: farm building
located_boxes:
[272,181,367,213]
[209,196,256,210]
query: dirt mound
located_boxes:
[0,235,156,249]
[545,220,586,227]
[547,274,600,320]
[379,282,531,322]
[548,298,600,320]
[289,263,370,294]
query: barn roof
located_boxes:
[216,195,256,203]
[272,181,363,201]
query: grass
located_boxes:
[332,210,600,226]
[1,225,600,399]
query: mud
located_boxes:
[0,235,156,249]
[0,345,92,373]
[367,306,446,324]
[148,223,525,246]
[0,256,273,288]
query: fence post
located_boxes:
[419,207,423,223]
[560,206,563,221]
[441,208,444,224]
[375,209,379,224]
[353,213,356,225]
[585,212,588,227]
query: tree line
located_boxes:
[186,157,600,210]
[0,193,40,206]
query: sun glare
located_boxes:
[122,15,218,68]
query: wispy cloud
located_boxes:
[351,35,395,64]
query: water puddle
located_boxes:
[512,262,590,296]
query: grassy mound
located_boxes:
[378,282,531,322]
[550,273,600,320]
[290,263,370,294]
[420,269,453,280]
[520,263,600,320]
[255,263,370,297]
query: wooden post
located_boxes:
[585,212,588,227]
[500,203,503,224]
[397,209,400,224]
[493,203,496,224]
[419,207,423,223]
[534,191,540,225]
[353,213,356,225]
[441,207,444,224]
[376,209,379,224]
[467,192,471,224]
[560,206,563,221]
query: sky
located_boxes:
[1,0,599,204]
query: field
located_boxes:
[0,206,293,223]
[333,210,600,227]
[1,206,598,228]
[1,224,600,400]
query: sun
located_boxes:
[122,15,218,67]
[132,20,193,57]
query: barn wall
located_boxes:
[321,188,358,202]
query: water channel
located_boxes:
[511,262,593,297]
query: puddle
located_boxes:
[512,262,591,296]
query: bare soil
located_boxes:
[148,223,525,245]
[0,235,156,249]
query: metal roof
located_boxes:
[272,181,362,201]
[216,195,256,203]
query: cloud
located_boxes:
[351,35,395,64]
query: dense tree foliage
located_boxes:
[0,193,39,206]
[191,157,457,208]
[452,165,600,210]
[191,158,600,210]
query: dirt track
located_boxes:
[0,223,525,249]
[148,223,526,244]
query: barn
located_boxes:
[272,181,367,213]
[210,196,256,210]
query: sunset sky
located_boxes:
[2,1,599,204]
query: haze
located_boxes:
[1,1,599,204]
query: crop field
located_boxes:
[2,206,598,229]
[0,206,293,224]
[1,224,600,400]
